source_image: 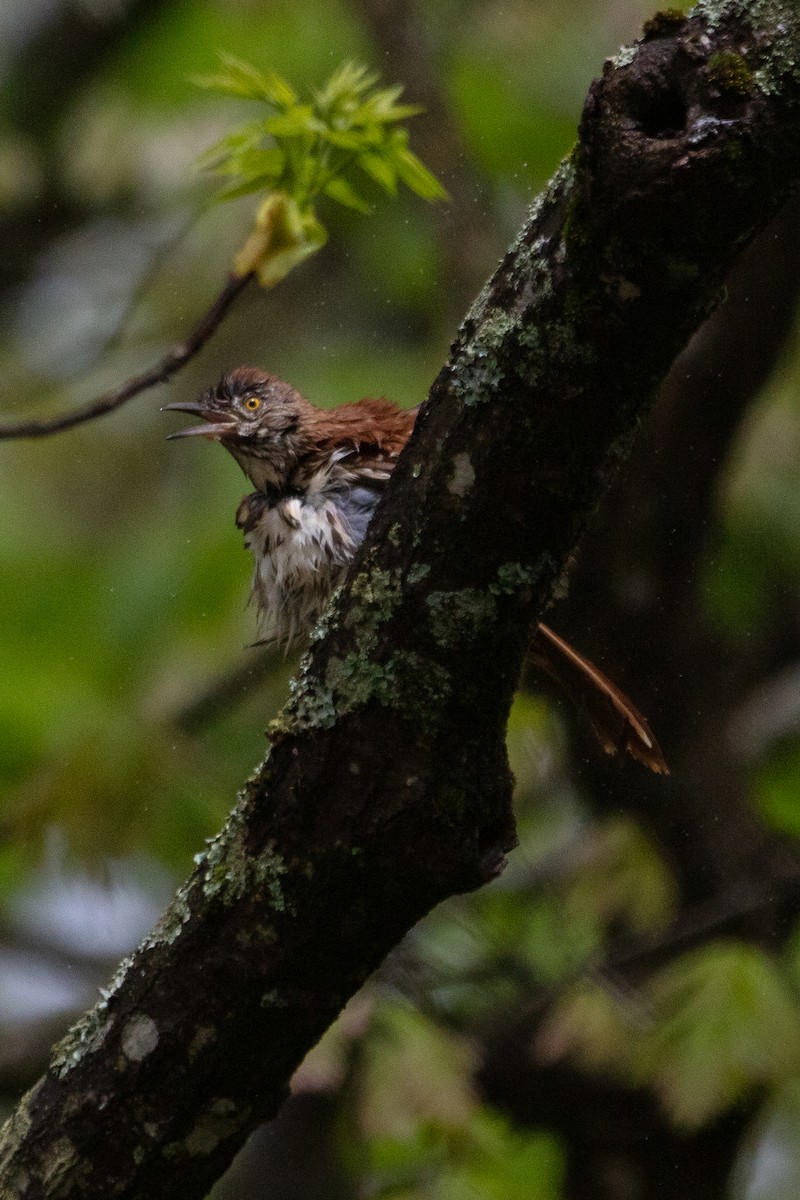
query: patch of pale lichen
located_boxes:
[0,1084,36,1181]
[343,562,402,631]
[160,1100,251,1162]
[98,953,134,1007]
[273,555,424,737]
[508,233,557,298]
[517,157,576,246]
[51,1001,116,1080]
[279,666,337,732]
[284,643,452,736]
[188,1025,216,1063]
[284,564,545,735]
[324,653,388,709]
[697,0,781,25]
[183,1106,248,1157]
[491,561,542,596]
[451,348,505,408]
[406,562,430,586]
[40,1136,80,1191]
[308,585,344,644]
[196,804,289,913]
[612,44,637,69]
[477,310,519,353]
[545,319,598,371]
[140,885,192,952]
[260,989,290,1008]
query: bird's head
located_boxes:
[164,367,310,489]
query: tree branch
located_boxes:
[4,3,800,1196]
[0,271,253,439]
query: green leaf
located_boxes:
[563,817,676,936]
[315,61,378,110]
[194,120,271,170]
[195,54,298,106]
[357,151,397,194]
[361,84,424,124]
[264,106,322,138]
[754,739,800,839]
[444,1111,563,1200]
[210,175,282,204]
[353,1007,563,1200]
[370,102,425,124]
[210,147,283,180]
[642,942,800,1128]
[324,177,373,214]
[537,981,639,1076]
[320,128,366,151]
[392,145,449,200]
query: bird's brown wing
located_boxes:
[307,396,418,462]
[529,623,668,774]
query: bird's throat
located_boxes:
[227,445,285,492]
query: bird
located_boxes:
[164,367,667,773]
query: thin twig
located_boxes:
[0,270,254,440]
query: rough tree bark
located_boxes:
[3,1,800,1196]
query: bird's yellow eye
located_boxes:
[244,396,261,412]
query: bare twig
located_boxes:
[0,271,254,440]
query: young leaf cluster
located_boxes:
[543,940,800,1130]
[197,56,446,215]
[195,58,445,286]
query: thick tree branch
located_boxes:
[3,3,800,1196]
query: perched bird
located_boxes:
[165,367,667,773]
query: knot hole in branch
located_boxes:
[628,74,688,140]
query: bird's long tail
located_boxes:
[529,623,669,774]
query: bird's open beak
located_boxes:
[162,401,238,441]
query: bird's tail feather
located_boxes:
[529,623,668,775]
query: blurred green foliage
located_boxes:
[346,1002,563,1199]
[544,940,800,1129]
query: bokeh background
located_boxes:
[4,1,800,1197]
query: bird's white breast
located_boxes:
[242,463,382,646]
